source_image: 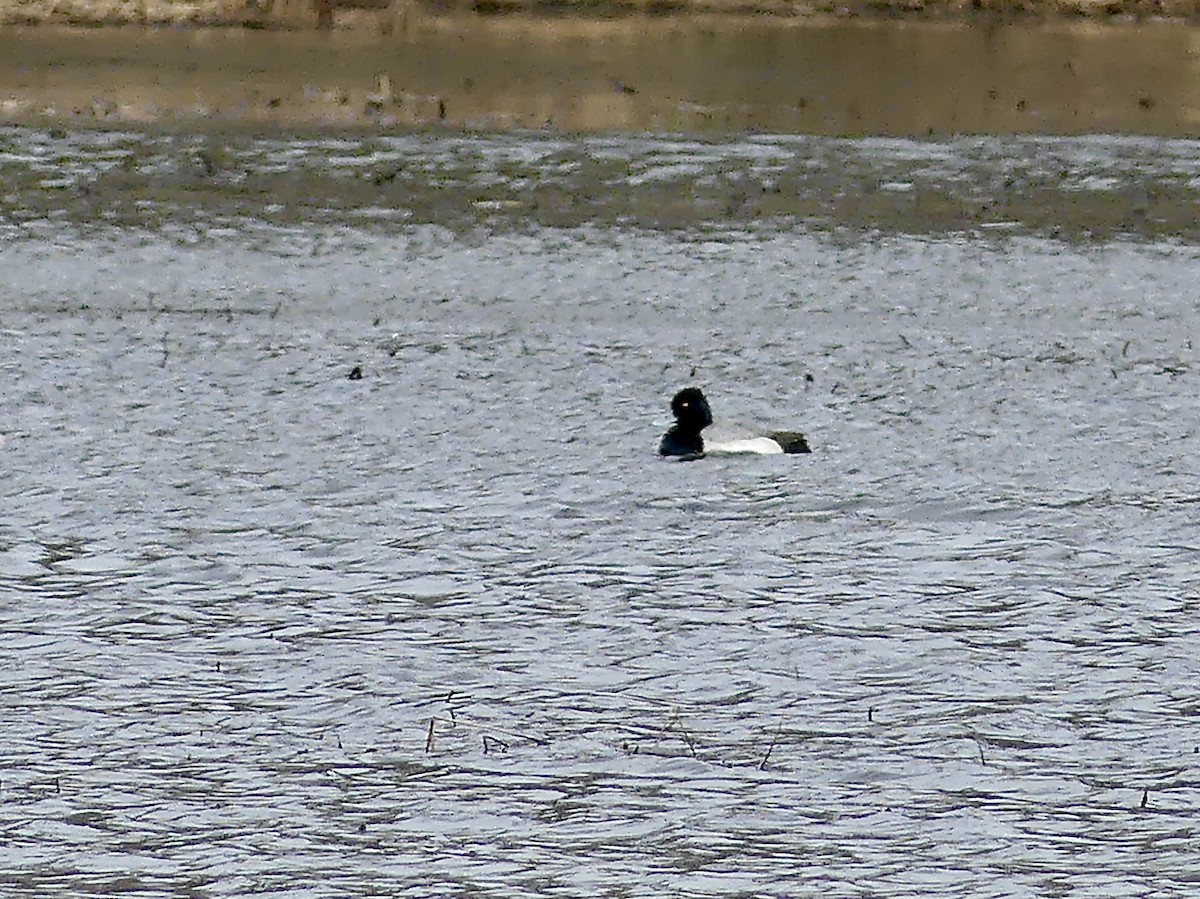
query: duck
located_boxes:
[659,387,811,459]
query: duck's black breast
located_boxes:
[659,425,705,458]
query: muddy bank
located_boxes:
[3,21,1200,135]
[2,0,1199,26]
[4,127,1200,242]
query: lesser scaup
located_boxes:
[659,387,811,458]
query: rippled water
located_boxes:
[4,126,1200,896]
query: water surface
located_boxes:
[3,20,1200,134]
[3,126,1200,896]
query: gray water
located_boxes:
[3,125,1200,896]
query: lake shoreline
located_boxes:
[1,0,1198,28]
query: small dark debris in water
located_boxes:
[194,148,218,177]
[899,333,912,348]
[674,719,698,757]
[372,166,402,185]
[348,365,363,381]
[622,741,639,755]
[1016,99,1028,112]
[689,366,697,377]
[424,718,436,753]
[977,742,986,765]
[868,707,874,722]
[482,734,509,754]
[373,317,381,327]
[336,734,343,749]
[805,373,814,384]
[611,78,637,95]
[437,98,446,120]
[758,730,780,771]
[215,660,221,672]
[1138,96,1156,111]
[1141,789,1149,808]
[359,822,367,832]
[55,777,61,794]
[267,97,282,108]
[797,97,808,109]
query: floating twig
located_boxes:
[758,730,780,771]
[424,717,436,753]
[427,715,549,747]
[667,713,697,758]
[482,735,509,754]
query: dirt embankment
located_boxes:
[1,0,1198,27]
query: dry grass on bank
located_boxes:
[1,0,1197,27]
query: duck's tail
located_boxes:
[770,431,811,454]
